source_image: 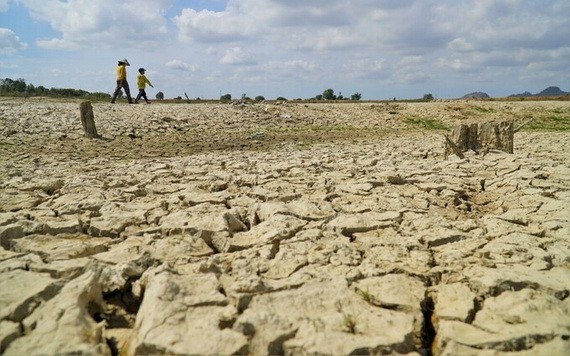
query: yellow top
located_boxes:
[137,74,152,89]
[116,65,127,81]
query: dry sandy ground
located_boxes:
[0,98,569,355]
[1,97,568,159]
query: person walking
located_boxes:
[135,68,154,104]
[111,58,133,104]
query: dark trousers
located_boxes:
[111,80,133,103]
[135,89,149,103]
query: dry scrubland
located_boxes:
[0,98,569,355]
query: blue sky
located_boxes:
[1,0,569,100]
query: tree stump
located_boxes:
[79,101,100,138]
[444,120,514,158]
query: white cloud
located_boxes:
[166,59,198,72]
[219,47,256,65]
[447,38,475,52]
[437,57,476,74]
[0,60,18,69]
[393,56,433,84]
[172,0,369,48]
[436,0,570,52]
[0,28,27,54]
[343,59,388,80]
[173,7,257,43]
[281,60,316,72]
[2,0,569,99]
[260,59,317,82]
[0,0,10,12]
[289,27,364,52]
[19,0,173,49]
[36,37,78,50]
[168,1,452,54]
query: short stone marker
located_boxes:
[79,101,100,138]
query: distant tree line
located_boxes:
[219,89,364,102]
[5,77,438,103]
[216,90,435,102]
[313,89,362,101]
[0,78,111,100]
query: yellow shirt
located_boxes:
[137,74,152,89]
[116,65,127,81]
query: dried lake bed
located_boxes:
[0,98,569,355]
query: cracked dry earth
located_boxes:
[0,98,569,355]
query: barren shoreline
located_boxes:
[1,98,569,355]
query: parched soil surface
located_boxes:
[1,97,568,160]
[0,98,569,355]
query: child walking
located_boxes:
[135,68,154,104]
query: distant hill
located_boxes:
[536,86,568,96]
[509,86,569,98]
[461,92,490,99]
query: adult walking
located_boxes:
[111,58,133,104]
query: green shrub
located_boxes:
[404,117,448,130]
[220,93,232,102]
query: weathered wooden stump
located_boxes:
[79,101,99,138]
[444,120,514,158]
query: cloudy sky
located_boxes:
[1,0,569,100]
